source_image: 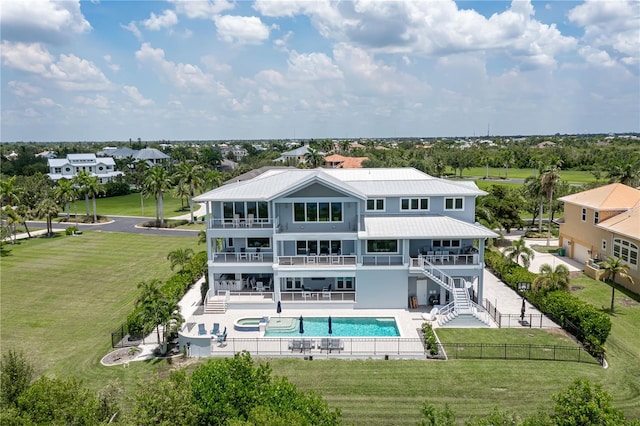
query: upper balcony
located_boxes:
[208,217,274,230]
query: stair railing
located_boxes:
[418,256,455,291]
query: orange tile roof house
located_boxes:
[558,183,640,294]
[323,154,368,168]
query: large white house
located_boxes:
[194,168,497,314]
[48,154,123,184]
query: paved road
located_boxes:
[27,216,200,237]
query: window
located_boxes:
[366,240,398,253]
[247,238,270,248]
[65,167,71,172]
[581,208,587,222]
[594,211,599,224]
[336,277,354,290]
[602,240,607,252]
[445,197,463,210]
[285,277,302,290]
[366,199,385,211]
[293,202,343,222]
[433,240,461,248]
[53,167,61,173]
[401,198,429,211]
[224,201,269,221]
[613,238,638,269]
[297,240,341,255]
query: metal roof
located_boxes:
[359,215,499,239]
[195,168,485,201]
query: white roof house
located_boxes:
[48,154,123,184]
[183,167,498,356]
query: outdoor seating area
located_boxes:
[319,338,344,353]
[286,338,345,353]
[288,338,315,353]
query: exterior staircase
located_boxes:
[204,290,229,314]
[419,256,491,328]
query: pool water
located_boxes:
[264,317,399,337]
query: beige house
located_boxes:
[558,183,640,294]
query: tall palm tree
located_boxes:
[541,166,561,246]
[304,148,323,168]
[533,263,571,293]
[73,170,92,218]
[0,176,20,207]
[608,158,640,187]
[600,256,634,313]
[135,279,165,344]
[2,206,21,244]
[167,248,194,272]
[34,198,59,237]
[523,175,545,232]
[53,179,76,220]
[503,237,535,268]
[174,162,204,223]
[84,176,104,223]
[204,169,223,191]
[143,166,172,227]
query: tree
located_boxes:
[0,176,20,207]
[417,402,455,426]
[533,263,571,293]
[34,197,59,237]
[540,166,561,246]
[167,248,194,272]
[523,175,545,232]
[503,237,535,268]
[0,349,34,408]
[608,157,640,187]
[84,175,104,223]
[135,279,182,352]
[552,378,624,426]
[73,170,93,218]
[304,148,324,168]
[174,162,204,223]
[599,256,634,313]
[143,166,172,227]
[53,178,76,220]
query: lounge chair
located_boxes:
[217,327,227,346]
[289,339,303,352]
[329,338,343,353]
[211,323,220,335]
[302,339,314,352]
[319,338,331,352]
[198,323,206,336]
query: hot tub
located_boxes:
[234,317,267,332]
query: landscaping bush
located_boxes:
[65,226,79,236]
[140,219,188,229]
[125,308,146,339]
[421,322,439,356]
[103,181,131,197]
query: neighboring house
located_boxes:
[274,146,325,164]
[323,154,368,169]
[218,144,248,162]
[558,183,640,294]
[48,154,123,184]
[194,167,497,313]
[109,147,139,159]
[134,148,169,166]
[35,150,57,159]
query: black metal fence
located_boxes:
[111,323,144,348]
[483,298,546,328]
[440,343,599,365]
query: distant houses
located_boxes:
[47,154,124,184]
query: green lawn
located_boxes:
[2,233,638,425]
[448,167,597,184]
[435,327,579,346]
[0,231,201,388]
[90,193,192,218]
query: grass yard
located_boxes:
[448,167,596,184]
[0,231,201,389]
[91,193,191,218]
[435,327,579,346]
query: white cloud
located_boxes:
[135,42,229,95]
[7,81,41,97]
[287,51,343,81]
[213,15,270,45]
[568,0,639,69]
[122,86,154,106]
[33,97,58,107]
[122,22,143,41]
[142,10,178,31]
[0,0,91,44]
[169,0,234,19]
[74,94,110,109]
[103,55,120,72]
[1,41,112,91]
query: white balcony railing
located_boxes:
[277,255,357,266]
[212,252,273,263]
[279,291,356,302]
[410,253,479,267]
[208,218,274,229]
[361,255,404,266]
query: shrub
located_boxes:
[65,226,79,236]
[421,322,439,356]
[103,181,131,197]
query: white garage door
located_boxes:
[573,243,590,264]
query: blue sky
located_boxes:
[1,0,638,142]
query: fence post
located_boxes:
[504,343,507,359]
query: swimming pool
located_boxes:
[264,317,400,337]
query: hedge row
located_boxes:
[421,322,439,356]
[126,250,208,338]
[485,249,611,358]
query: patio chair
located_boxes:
[319,338,330,352]
[289,339,303,352]
[322,290,331,300]
[217,327,227,346]
[211,322,220,335]
[245,213,254,228]
[302,339,314,352]
[329,338,343,353]
[198,323,206,336]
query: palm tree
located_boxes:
[174,162,204,223]
[533,263,571,293]
[2,206,21,244]
[502,151,515,179]
[197,230,206,245]
[143,166,172,227]
[34,198,59,237]
[167,248,194,272]
[73,170,92,218]
[600,256,634,313]
[0,176,20,207]
[503,237,535,268]
[84,176,104,223]
[304,148,324,168]
[135,279,165,344]
[523,175,545,232]
[203,170,223,191]
[608,158,640,187]
[540,166,561,246]
[53,179,76,220]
